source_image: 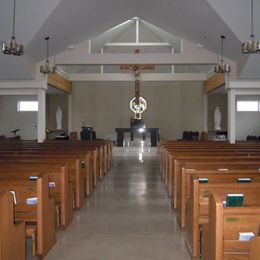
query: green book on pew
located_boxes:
[226,193,244,207]
[199,178,208,184]
[237,178,252,183]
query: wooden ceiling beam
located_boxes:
[48,72,72,94]
[204,74,225,94]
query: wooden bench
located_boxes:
[202,192,260,260]
[172,158,260,208]
[0,191,25,260]
[250,236,260,260]
[0,154,86,209]
[0,173,56,257]
[186,175,260,258]
[177,168,260,229]
[0,162,73,228]
[160,141,260,186]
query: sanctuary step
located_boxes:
[113,147,157,157]
[122,137,152,147]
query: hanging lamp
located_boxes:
[2,0,24,55]
[40,37,56,75]
[214,35,230,74]
[242,0,260,53]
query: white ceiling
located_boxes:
[0,0,259,80]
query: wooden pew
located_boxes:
[172,158,260,208]
[202,192,260,260]
[250,237,260,260]
[0,162,73,228]
[186,175,260,258]
[6,138,111,180]
[160,142,260,188]
[0,174,56,257]
[0,144,102,208]
[0,154,86,209]
[0,142,100,187]
[177,168,260,229]
[0,191,25,260]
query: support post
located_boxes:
[37,88,46,142]
[228,89,236,143]
[202,93,208,132]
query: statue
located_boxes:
[56,106,63,129]
[214,106,221,130]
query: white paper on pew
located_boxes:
[10,191,17,205]
[237,178,252,182]
[239,232,255,241]
[29,176,38,181]
[218,168,229,171]
[49,182,56,188]
[26,197,37,205]
[199,178,208,181]
[227,193,244,197]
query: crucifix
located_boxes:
[120,49,154,119]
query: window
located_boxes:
[237,101,259,112]
[17,101,38,112]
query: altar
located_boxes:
[115,128,159,147]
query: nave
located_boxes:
[45,154,190,260]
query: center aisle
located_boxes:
[46,156,190,260]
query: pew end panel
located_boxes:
[250,236,260,260]
[60,165,73,228]
[202,193,223,260]
[0,191,25,260]
[36,173,57,257]
[203,192,260,260]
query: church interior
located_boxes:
[1,0,260,259]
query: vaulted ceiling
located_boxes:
[0,0,259,80]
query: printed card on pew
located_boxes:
[26,197,37,205]
[29,176,38,181]
[48,182,56,188]
[226,194,244,207]
[239,232,255,241]
[237,178,252,183]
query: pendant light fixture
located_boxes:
[2,0,24,55]
[242,0,260,54]
[214,35,230,74]
[40,37,56,75]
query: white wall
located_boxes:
[0,95,38,139]
[236,95,260,140]
[180,83,204,132]
[70,81,204,140]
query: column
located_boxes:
[228,89,236,143]
[37,88,46,142]
[202,93,208,131]
[68,94,73,133]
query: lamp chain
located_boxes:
[220,35,225,63]
[221,37,223,62]
[46,38,49,62]
[12,0,16,38]
[251,0,254,38]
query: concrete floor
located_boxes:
[45,155,191,260]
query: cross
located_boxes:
[120,49,154,105]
